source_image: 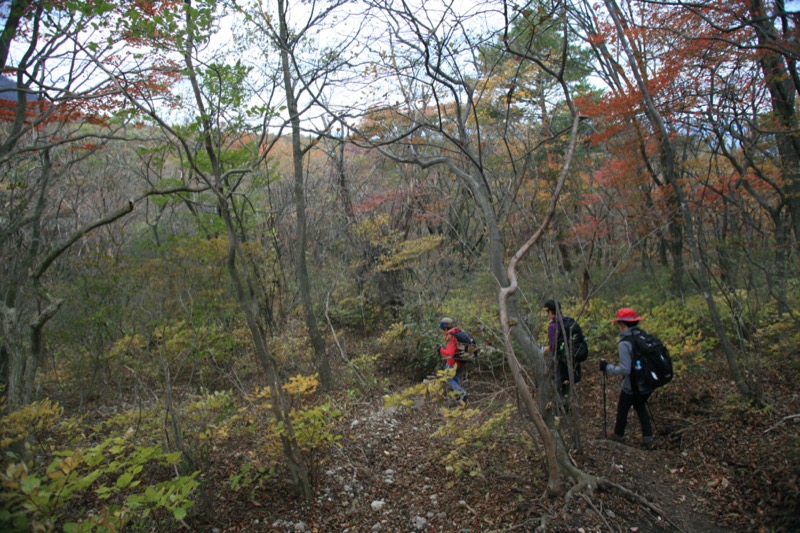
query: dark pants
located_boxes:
[557,359,581,395]
[614,390,652,438]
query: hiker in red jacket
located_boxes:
[437,317,467,402]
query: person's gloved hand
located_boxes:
[435,345,442,352]
[599,359,608,373]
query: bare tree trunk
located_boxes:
[1,304,25,410]
[334,137,355,224]
[498,113,584,497]
[748,0,800,244]
[2,148,136,410]
[0,308,53,410]
[276,0,330,390]
[221,213,312,498]
[179,0,313,496]
[498,304,563,496]
[0,0,28,71]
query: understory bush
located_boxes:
[432,403,516,478]
[0,401,200,532]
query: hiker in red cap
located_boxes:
[599,307,655,446]
[437,317,468,402]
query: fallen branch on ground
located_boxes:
[764,413,800,433]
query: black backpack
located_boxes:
[558,316,589,364]
[454,330,477,362]
[629,327,674,392]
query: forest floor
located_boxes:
[189,360,800,532]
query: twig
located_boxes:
[460,500,478,515]
[668,418,722,437]
[489,470,528,483]
[497,515,545,531]
[324,287,366,385]
[595,477,686,533]
[579,493,614,532]
[765,413,800,433]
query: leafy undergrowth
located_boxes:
[186,360,800,532]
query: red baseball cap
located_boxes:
[612,307,644,323]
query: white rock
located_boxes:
[371,500,386,511]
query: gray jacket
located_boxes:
[605,327,650,395]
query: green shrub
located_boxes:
[750,283,800,366]
[1,426,199,531]
[326,294,385,330]
[247,375,343,479]
[553,296,714,376]
[345,352,391,394]
[0,389,269,532]
[383,370,453,407]
[432,403,515,478]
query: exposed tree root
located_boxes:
[560,457,686,532]
[579,493,613,531]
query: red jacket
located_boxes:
[438,327,463,367]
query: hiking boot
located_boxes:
[641,436,655,448]
[609,433,624,442]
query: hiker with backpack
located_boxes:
[543,300,588,399]
[436,317,473,402]
[599,307,658,446]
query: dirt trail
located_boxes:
[590,439,730,532]
[199,366,798,532]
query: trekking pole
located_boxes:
[602,371,608,439]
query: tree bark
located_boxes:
[180,0,313,496]
[0,0,29,71]
[276,0,331,390]
[748,0,800,244]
